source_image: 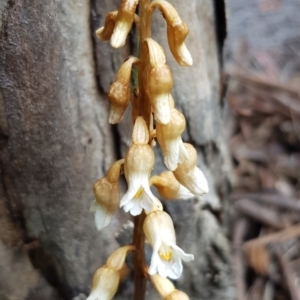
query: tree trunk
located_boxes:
[0,1,233,299]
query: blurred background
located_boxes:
[226,0,300,299]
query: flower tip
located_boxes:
[94,205,112,230]
[95,27,105,40]
[110,23,128,48]
[153,94,171,124]
[108,105,124,124]
[178,45,193,66]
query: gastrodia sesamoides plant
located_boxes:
[89,0,209,299]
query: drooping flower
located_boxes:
[144,211,194,279]
[145,38,173,124]
[91,159,123,230]
[173,143,209,196]
[96,0,139,48]
[87,246,134,300]
[120,117,161,215]
[149,0,193,66]
[156,105,189,171]
[150,171,194,200]
[108,56,140,124]
[86,266,119,300]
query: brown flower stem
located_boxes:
[133,212,147,300]
[138,0,152,128]
[132,1,153,300]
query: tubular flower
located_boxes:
[111,0,139,48]
[173,143,209,196]
[91,159,123,230]
[120,117,161,215]
[144,211,194,279]
[151,274,190,300]
[150,171,194,200]
[145,38,173,124]
[108,56,140,124]
[87,246,134,300]
[149,0,193,66]
[156,107,189,171]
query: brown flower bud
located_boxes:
[132,116,149,144]
[96,11,118,41]
[145,38,173,124]
[150,171,193,200]
[108,56,140,124]
[173,143,209,196]
[111,0,139,48]
[149,0,193,66]
[87,266,119,300]
[156,107,189,170]
[92,177,120,230]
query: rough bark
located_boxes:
[0,0,233,300]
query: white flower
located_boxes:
[144,211,194,279]
[120,117,161,215]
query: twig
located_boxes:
[275,248,300,300]
[232,218,248,299]
[231,193,300,211]
[234,198,284,229]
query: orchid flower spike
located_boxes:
[87,246,134,300]
[150,171,194,200]
[145,38,173,124]
[156,105,189,170]
[151,274,190,300]
[173,143,209,196]
[108,56,140,124]
[149,0,193,66]
[91,159,124,230]
[144,210,194,279]
[120,117,161,215]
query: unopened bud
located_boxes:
[111,0,139,48]
[132,116,149,144]
[156,108,189,170]
[173,143,209,196]
[96,11,118,41]
[87,266,119,300]
[108,56,140,124]
[106,245,135,271]
[150,171,193,200]
[145,38,173,124]
[149,0,193,66]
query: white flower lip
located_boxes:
[144,211,194,279]
[120,169,160,216]
[148,240,194,279]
